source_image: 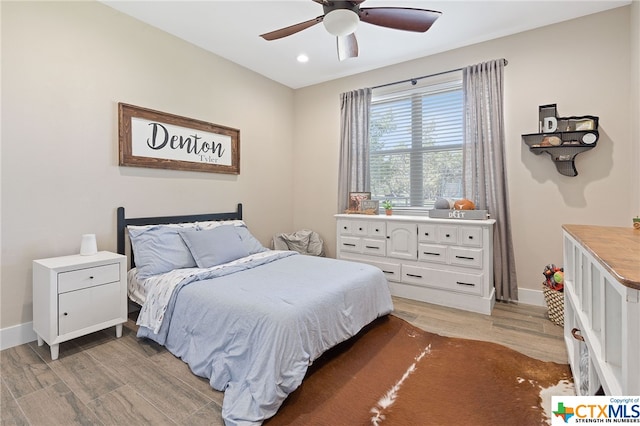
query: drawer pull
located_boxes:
[468,236,474,240]
[423,252,441,256]
[571,328,585,342]
[375,228,380,232]
[456,281,475,287]
[424,232,429,236]
[365,246,379,250]
[382,270,395,275]
[63,312,68,316]
[343,243,356,247]
[343,226,347,230]
[407,273,423,278]
[89,276,94,279]
[445,234,451,238]
[455,255,475,260]
[358,227,363,231]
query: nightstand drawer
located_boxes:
[58,263,120,294]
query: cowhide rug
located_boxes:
[266,315,573,426]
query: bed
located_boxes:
[116,204,394,426]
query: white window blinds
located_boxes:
[370,77,463,210]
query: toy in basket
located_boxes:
[542,264,564,327]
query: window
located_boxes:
[369,76,463,211]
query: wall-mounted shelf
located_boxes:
[522,104,599,177]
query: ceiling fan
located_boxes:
[260,1,442,61]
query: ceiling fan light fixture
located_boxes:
[322,9,359,37]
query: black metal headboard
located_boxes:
[117,203,243,268]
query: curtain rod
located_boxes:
[371,58,508,90]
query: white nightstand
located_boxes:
[32,251,127,360]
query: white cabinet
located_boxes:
[33,251,127,360]
[562,225,640,396]
[336,214,495,314]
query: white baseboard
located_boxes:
[1,322,37,351]
[517,287,546,307]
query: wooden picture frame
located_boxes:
[118,103,240,174]
[348,192,371,212]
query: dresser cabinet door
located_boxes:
[387,222,417,260]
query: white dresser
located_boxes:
[335,214,496,314]
[33,251,127,360]
[562,225,640,396]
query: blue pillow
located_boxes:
[236,225,268,255]
[128,225,197,279]
[179,226,250,268]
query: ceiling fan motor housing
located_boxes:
[322,1,361,37]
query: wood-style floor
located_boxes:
[1,297,568,425]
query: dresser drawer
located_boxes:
[461,227,483,247]
[402,265,483,295]
[368,222,386,238]
[58,263,120,294]
[362,238,386,256]
[352,221,368,236]
[438,225,459,244]
[337,220,353,235]
[363,259,401,282]
[418,224,437,243]
[338,236,362,253]
[418,243,447,264]
[450,247,483,269]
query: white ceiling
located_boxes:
[101,0,630,89]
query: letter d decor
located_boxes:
[118,103,240,174]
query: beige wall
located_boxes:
[293,6,637,296]
[2,3,638,332]
[1,1,295,329]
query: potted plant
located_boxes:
[381,200,393,216]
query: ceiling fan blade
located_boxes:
[359,7,441,33]
[260,16,323,41]
[337,33,358,61]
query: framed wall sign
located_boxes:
[118,103,240,174]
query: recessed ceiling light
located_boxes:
[297,54,309,63]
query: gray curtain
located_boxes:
[337,88,372,213]
[462,59,518,302]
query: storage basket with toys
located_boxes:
[542,264,564,327]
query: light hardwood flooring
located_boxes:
[1,297,567,425]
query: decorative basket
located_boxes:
[542,285,564,327]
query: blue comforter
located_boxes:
[137,253,393,425]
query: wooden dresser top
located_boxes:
[563,224,640,290]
